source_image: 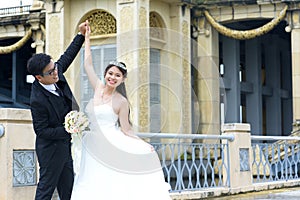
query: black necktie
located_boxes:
[54,84,64,97]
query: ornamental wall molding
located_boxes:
[86,10,117,36]
[150,12,165,40]
[203,4,288,40]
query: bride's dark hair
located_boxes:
[104,61,132,126]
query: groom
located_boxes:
[27,21,87,200]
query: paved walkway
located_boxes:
[207,187,300,199]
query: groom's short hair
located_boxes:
[27,53,52,76]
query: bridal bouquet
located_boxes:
[64,110,89,175]
[64,110,89,136]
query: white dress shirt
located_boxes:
[39,82,60,96]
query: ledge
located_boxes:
[0,108,32,122]
[170,180,300,199]
[222,123,251,133]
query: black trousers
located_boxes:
[35,157,74,200]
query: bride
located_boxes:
[71,21,171,200]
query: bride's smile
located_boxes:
[105,66,124,87]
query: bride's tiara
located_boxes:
[109,61,127,71]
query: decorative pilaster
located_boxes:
[182,20,192,134]
[117,0,150,132]
[28,0,45,53]
[291,9,300,123]
[196,17,220,136]
[168,4,192,134]
[44,1,64,59]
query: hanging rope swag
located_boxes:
[0,28,32,54]
[0,5,288,53]
[203,5,288,40]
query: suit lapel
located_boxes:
[33,81,63,121]
[56,79,79,111]
[56,82,69,99]
[48,95,63,121]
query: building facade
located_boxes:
[1,0,300,199]
[1,0,299,137]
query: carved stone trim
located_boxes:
[150,12,165,40]
[86,10,117,36]
[13,150,37,186]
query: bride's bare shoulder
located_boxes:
[112,93,128,109]
[115,93,127,102]
[111,93,128,114]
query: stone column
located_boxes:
[167,4,192,134]
[264,35,281,136]
[280,37,293,135]
[181,7,192,135]
[44,1,64,60]
[195,16,220,140]
[291,9,300,125]
[28,0,45,53]
[245,39,262,135]
[222,37,240,123]
[117,0,150,132]
[222,123,253,191]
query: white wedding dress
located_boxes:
[71,100,171,200]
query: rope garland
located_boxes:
[203,5,288,40]
[0,28,32,54]
[0,5,288,54]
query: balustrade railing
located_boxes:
[251,135,300,183]
[0,5,31,16]
[137,133,233,192]
[138,132,300,193]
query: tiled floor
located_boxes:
[205,187,300,200]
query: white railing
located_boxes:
[251,135,300,183]
[138,133,233,192]
[137,126,300,195]
[0,5,31,16]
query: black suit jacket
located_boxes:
[30,34,84,167]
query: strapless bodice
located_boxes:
[85,101,118,129]
[93,104,118,127]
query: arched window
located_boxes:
[79,10,117,108]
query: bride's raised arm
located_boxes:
[84,21,103,90]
